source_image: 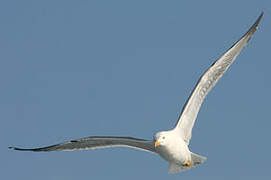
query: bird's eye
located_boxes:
[162,136,165,139]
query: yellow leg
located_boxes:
[185,161,191,167]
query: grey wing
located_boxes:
[174,12,263,144]
[9,136,156,153]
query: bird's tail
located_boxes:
[168,152,206,174]
[191,152,206,166]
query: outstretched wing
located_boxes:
[174,12,263,144]
[9,136,156,153]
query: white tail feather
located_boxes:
[168,152,206,174]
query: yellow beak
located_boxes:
[155,141,160,148]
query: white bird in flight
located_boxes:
[10,13,263,174]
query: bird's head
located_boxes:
[154,131,170,149]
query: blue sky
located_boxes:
[1,0,270,179]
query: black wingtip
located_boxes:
[249,12,264,33]
[9,146,24,151]
[9,146,22,151]
[240,12,264,44]
[260,11,264,18]
[255,12,264,27]
[9,146,36,151]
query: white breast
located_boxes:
[157,134,191,165]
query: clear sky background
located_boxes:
[1,0,270,179]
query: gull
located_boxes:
[9,13,263,174]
